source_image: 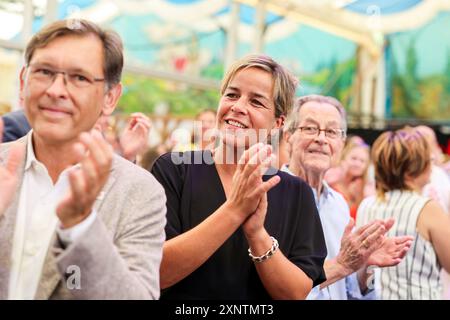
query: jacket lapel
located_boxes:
[0,190,22,299]
[0,139,27,299]
[34,233,62,300]
[92,158,117,213]
[35,156,118,299]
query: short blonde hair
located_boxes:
[340,136,369,162]
[339,137,370,184]
[372,127,430,198]
[220,54,298,119]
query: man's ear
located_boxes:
[19,67,26,107]
[102,83,122,116]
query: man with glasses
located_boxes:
[0,19,166,299]
[1,108,152,164]
[281,95,413,299]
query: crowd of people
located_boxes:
[0,18,450,300]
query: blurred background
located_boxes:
[0,0,449,149]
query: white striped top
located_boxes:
[357,190,442,300]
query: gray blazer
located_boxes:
[0,137,167,299]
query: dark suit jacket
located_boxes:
[1,110,31,143]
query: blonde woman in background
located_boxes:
[326,136,374,220]
[356,127,450,299]
[193,108,217,150]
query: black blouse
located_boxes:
[152,150,327,300]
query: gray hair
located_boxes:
[285,94,347,134]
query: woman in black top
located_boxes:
[152,55,327,299]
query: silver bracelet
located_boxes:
[248,236,279,263]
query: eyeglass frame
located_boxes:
[297,125,346,139]
[25,63,106,89]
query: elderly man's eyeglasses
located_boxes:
[27,64,105,89]
[297,126,346,139]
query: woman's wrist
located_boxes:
[222,201,247,225]
[246,229,272,256]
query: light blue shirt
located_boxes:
[281,165,375,300]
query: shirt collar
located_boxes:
[320,180,332,199]
[24,130,37,171]
[281,164,332,199]
[280,164,292,175]
[24,130,81,174]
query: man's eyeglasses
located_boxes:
[27,64,105,89]
[297,126,346,139]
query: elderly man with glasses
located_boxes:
[281,95,413,299]
[0,19,166,300]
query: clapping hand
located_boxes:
[0,143,25,215]
[119,112,151,161]
[367,234,413,267]
[337,217,414,275]
[336,218,388,274]
[226,143,280,224]
[56,130,113,229]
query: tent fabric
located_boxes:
[345,0,423,15]
[0,0,449,120]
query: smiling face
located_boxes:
[20,33,120,147]
[288,101,345,176]
[216,67,283,149]
[195,110,216,143]
[198,110,216,133]
[342,145,370,178]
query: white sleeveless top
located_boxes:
[357,190,442,300]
